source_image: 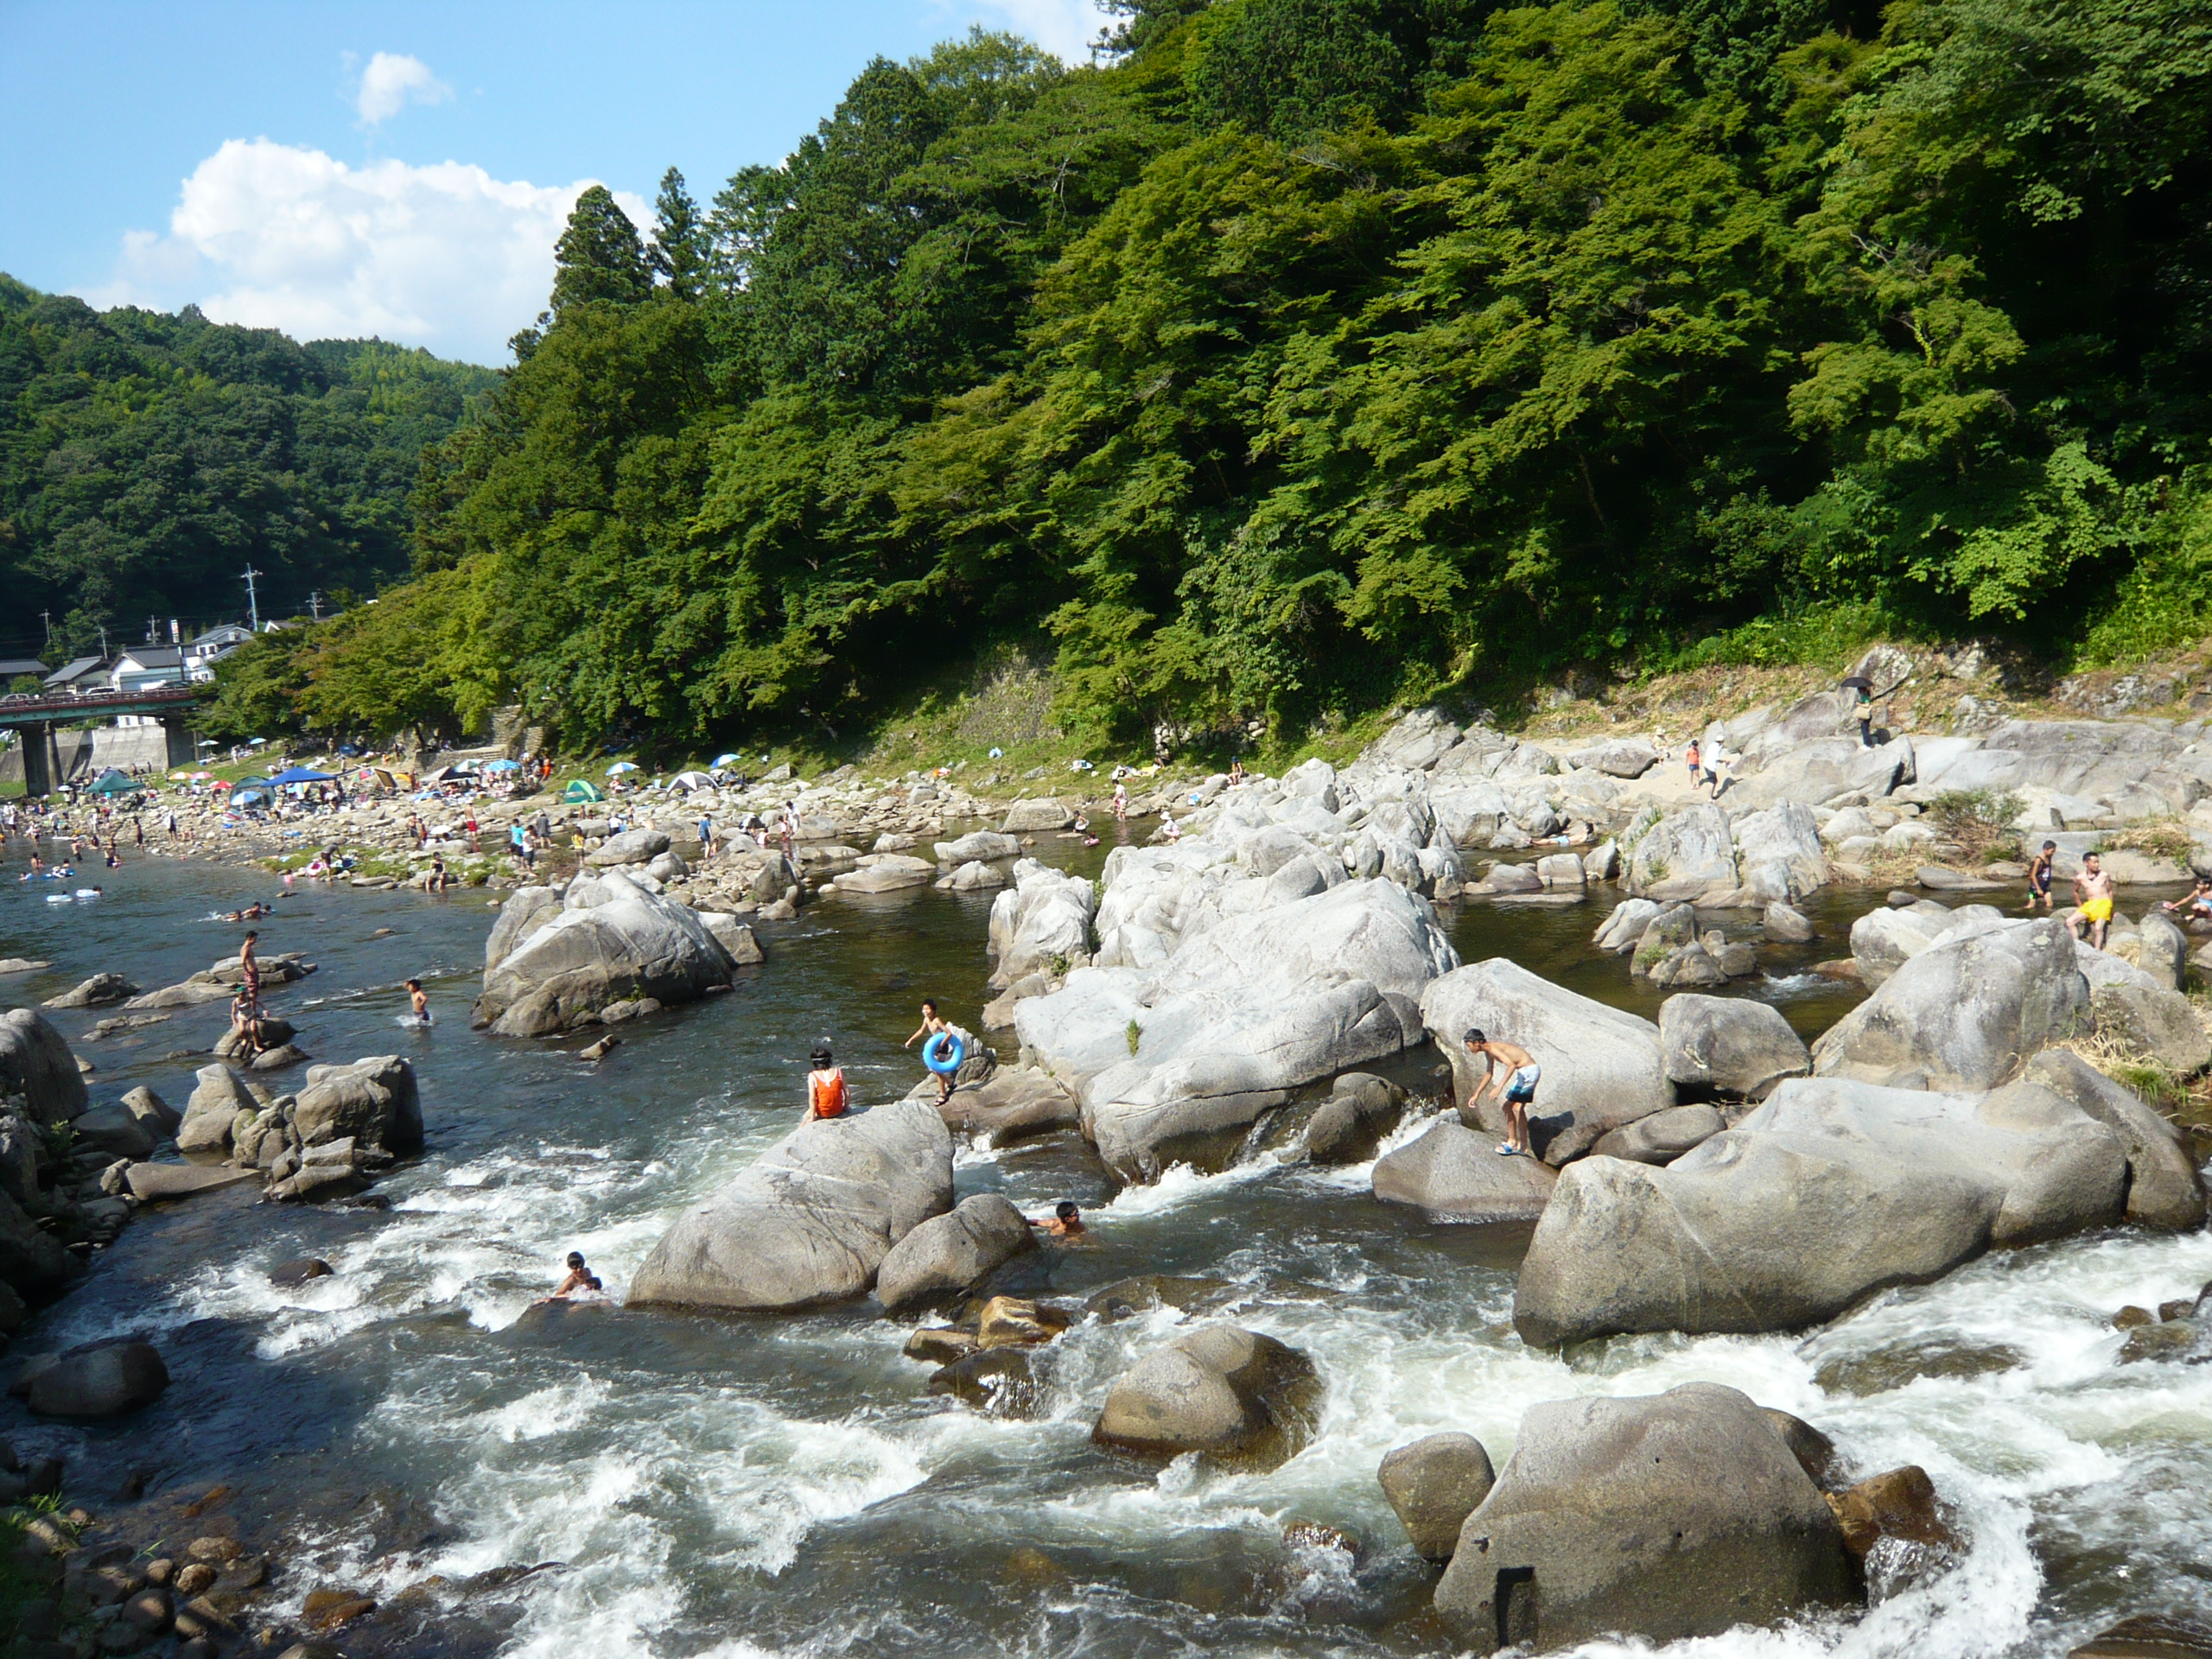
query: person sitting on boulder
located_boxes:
[1465,1027,1541,1158]
[804,1040,849,1121]
[2026,840,2056,913]
[904,999,955,1105]
[229,989,266,1059]
[1027,1199,1087,1240]
[2160,876,2212,925]
[2069,851,2117,950]
[544,1251,604,1301]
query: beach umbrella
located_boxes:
[606,760,639,775]
[212,780,233,791]
[711,753,741,767]
[1839,675,1873,691]
[248,737,268,747]
[482,758,522,772]
[268,766,336,785]
[232,789,270,808]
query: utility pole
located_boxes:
[39,613,50,653]
[146,615,158,644]
[242,565,264,632]
[308,590,324,620]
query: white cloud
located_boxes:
[84,138,650,364]
[950,0,1111,62]
[356,51,451,126]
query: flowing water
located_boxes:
[2,834,2209,1658]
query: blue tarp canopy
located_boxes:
[268,767,337,785]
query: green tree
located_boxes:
[550,187,652,314]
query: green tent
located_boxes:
[563,779,604,804]
[88,768,137,796]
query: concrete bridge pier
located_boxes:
[19,722,54,797]
[159,716,196,771]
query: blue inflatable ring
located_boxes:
[924,1030,966,1077]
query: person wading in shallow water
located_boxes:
[543,1251,604,1302]
[804,1040,849,1122]
[1464,1027,1541,1159]
[903,998,954,1106]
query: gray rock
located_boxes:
[18,1339,168,1419]
[935,830,1022,864]
[1567,739,1660,779]
[1019,879,1454,1179]
[1379,1433,1496,1560]
[0,1185,73,1298]
[70,1106,155,1160]
[697,913,765,964]
[177,1065,259,1154]
[1001,798,1076,833]
[40,973,138,1010]
[1731,801,1829,900]
[249,1043,309,1071]
[945,859,1011,892]
[1433,1383,1853,1651]
[1515,1077,2129,1346]
[120,1085,179,1137]
[1590,1103,1726,1165]
[1763,902,1815,944]
[875,1193,1036,1311]
[1628,804,1737,899]
[628,1101,953,1311]
[484,885,562,970]
[213,1014,297,1060]
[1583,839,1621,881]
[932,1065,1079,1141]
[1093,1325,1321,1468]
[0,1114,38,1208]
[474,869,735,1036]
[1373,1121,1556,1222]
[1534,853,1586,887]
[1813,917,2090,1090]
[2076,946,2212,1076]
[1848,902,1954,987]
[0,1008,87,1125]
[583,828,671,868]
[988,861,1097,989]
[1647,941,1728,988]
[1658,995,1810,1100]
[1301,1072,1407,1165]
[124,1163,259,1201]
[292,1056,423,1155]
[1421,958,1672,1164]
[1592,898,1661,953]
[841,855,937,893]
[2021,1051,2205,1231]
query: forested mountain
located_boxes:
[0,276,498,664]
[222,0,2212,753]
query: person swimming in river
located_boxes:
[1027,1200,1087,1240]
[543,1251,604,1302]
[406,979,432,1026]
[903,998,955,1105]
[803,1040,849,1121]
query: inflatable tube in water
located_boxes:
[45,894,69,904]
[924,1030,966,1077]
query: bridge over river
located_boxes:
[0,685,204,794]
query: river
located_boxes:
[2,831,2208,1658]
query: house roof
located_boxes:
[115,645,186,671]
[0,659,48,678]
[187,624,252,647]
[43,656,108,685]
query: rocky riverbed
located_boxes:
[3,667,2212,1656]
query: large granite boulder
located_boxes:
[839,854,936,893]
[1420,960,1672,1164]
[1433,1383,1853,1652]
[628,1102,953,1311]
[1372,1121,1557,1222]
[291,1055,423,1155]
[1379,1433,1496,1560]
[483,884,562,970]
[936,830,1021,864]
[2075,947,2212,1077]
[16,1338,169,1419]
[874,1193,1035,1312]
[474,868,736,1036]
[584,827,671,868]
[1658,995,1809,1101]
[1811,917,2090,1090]
[0,1187,74,1300]
[1847,902,1955,988]
[1729,802,1829,900]
[1627,804,1736,899]
[1001,798,1076,833]
[0,1009,87,1125]
[1018,879,1455,1179]
[1093,1325,1321,1469]
[41,973,138,1010]
[1588,1103,1726,1165]
[928,1066,1080,1141]
[177,1065,260,1154]
[987,861,1097,989]
[1514,1077,2129,1347]
[2021,1051,2205,1230]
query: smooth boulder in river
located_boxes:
[1434,1383,1853,1650]
[1812,916,2089,1090]
[1420,958,1671,1164]
[292,1055,423,1156]
[474,868,736,1036]
[0,1008,86,1125]
[1378,1433,1496,1560]
[1093,1325,1321,1469]
[1657,994,1808,1101]
[1372,1121,1557,1222]
[1514,1076,2129,1347]
[629,1102,952,1312]
[874,1193,1034,1312]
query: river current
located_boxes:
[2,831,2208,1658]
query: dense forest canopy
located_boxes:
[207,0,2212,753]
[0,275,497,664]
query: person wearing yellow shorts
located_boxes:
[2069,851,2116,950]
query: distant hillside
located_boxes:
[0,274,498,662]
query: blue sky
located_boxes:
[0,0,1108,364]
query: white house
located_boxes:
[108,645,189,693]
[185,624,255,678]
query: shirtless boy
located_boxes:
[2069,851,2116,950]
[1465,1027,1541,1159]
